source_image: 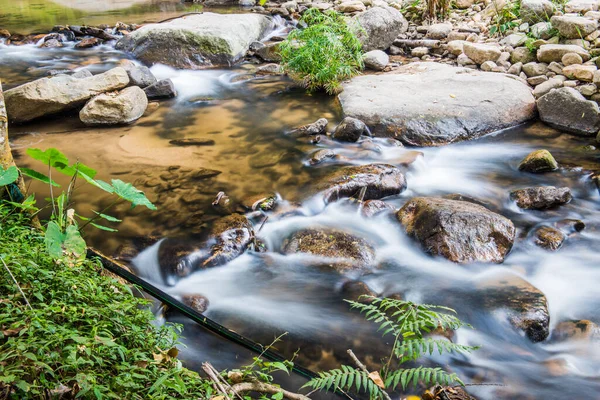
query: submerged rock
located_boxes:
[80,86,148,125]
[309,149,336,165]
[533,226,566,250]
[283,228,376,271]
[4,67,130,123]
[510,186,572,210]
[290,118,328,136]
[316,164,407,204]
[181,294,210,314]
[477,272,550,342]
[518,149,558,173]
[552,320,600,342]
[332,117,369,142]
[115,13,272,69]
[396,197,515,263]
[339,63,536,146]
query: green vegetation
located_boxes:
[279,9,364,95]
[0,203,213,399]
[303,297,479,399]
[489,1,521,36]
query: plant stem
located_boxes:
[78,199,119,232]
[347,349,392,400]
[0,256,33,310]
[48,162,57,220]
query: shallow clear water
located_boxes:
[3,21,600,399]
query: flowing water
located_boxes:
[2,4,600,399]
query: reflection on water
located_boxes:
[4,36,600,399]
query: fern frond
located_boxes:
[384,367,464,391]
[393,338,479,363]
[302,366,386,399]
[345,299,400,337]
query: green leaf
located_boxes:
[0,166,19,186]
[92,211,122,223]
[56,162,97,179]
[111,179,156,210]
[45,221,65,260]
[4,194,38,211]
[44,221,86,261]
[26,148,69,168]
[20,168,60,187]
[77,171,114,194]
[90,222,118,232]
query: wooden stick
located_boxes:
[346,349,392,400]
[228,381,311,400]
[393,39,442,48]
[201,362,231,399]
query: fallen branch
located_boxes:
[228,381,311,400]
[393,39,441,48]
[202,362,231,399]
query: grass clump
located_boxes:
[0,203,212,399]
[279,8,364,95]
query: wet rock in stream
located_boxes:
[144,79,177,100]
[360,199,395,218]
[510,186,572,210]
[477,272,550,342]
[518,149,559,173]
[283,228,376,272]
[309,149,336,165]
[396,197,516,263]
[315,163,407,204]
[181,294,210,314]
[169,138,216,147]
[240,193,279,212]
[533,226,566,250]
[289,117,328,137]
[552,320,600,342]
[79,86,148,126]
[332,117,370,142]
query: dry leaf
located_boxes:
[211,396,225,400]
[449,94,456,98]
[153,352,165,363]
[135,360,149,368]
[167,347,179,358]
[368,371,385,389]
[2,327,23,337]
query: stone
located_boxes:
[169,138,215,146]
[548,61,564,74]
[448,40,465,56]
[256,42,281,62]
[501,33,528,47]
[537,44,591,63]
[115,13,272,69]
[553,320,600,342]
[396,197,515,263]
[527,75,548,85]
[240,193,278,211]
[75,37,101,49]
[537,87,600,135]
[337,1,366,12]
[531,22,554,39]
[455,0,476,8]
[477,272,550,342]
[182,294,210,313]
[290,118,328,136]
[426,23,453,39]
[566,0,599,13]
[508,62,523,75]
[315,164,407,204]
[120,61,157,88]
[511,47,537,64]
[521,0,555,23]
[339,63,536,146]
[481,61,497,71]
[332,117,369,142]
[518,149,558,172]
[309,149,336,165]
[202,214,255,268]
[533,226,566,250]
[522,62,548,77]
[510,186,572,209]
[550,15,598,39]
[256,63,282,75]
[360,199,394,217]
[577,83,597,96]
[41,39,62,48]
[411,47,429,57]
[340,281,377,302]
[283,228,376,271]
[457,53,475,66]
[79,86,148,125]
[4,67,130,123]
[363,50,389,71]
[562,52,584,66]
[143,79,177,99]
[354,6,408,51]
[533,78,563,97]
[563,64,597,81]
[463,42,501,64]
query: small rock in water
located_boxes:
[518,149,558,173]
[169,138,216,146]
[289,117,328,136]
[510,186,572,210]
[256,63,282,75]
[332,117,369,142]
[182,294,210,313]
[75,37,101,49]
[533,226,566,250]
[552,320,600,342]
[241,193,278,211]
[119,60,157,88]
[212,191,233,215]
[363,50,389,71]
[144,79,177,100]
[556,218,585,232]
[360,199,394,218]
[80,86,148,126]
[309,149,336,165]
[340,280,377,302]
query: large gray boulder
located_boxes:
[4,68,130,123]
[115,13,273,69]
[79,86,148,126]
[339,63,536,146]
[550,15,597,39]
[396,197,516,263]
[353,6,408,51]
[520,0,555,23]
[537,87,600,136]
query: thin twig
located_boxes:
[347,349,392,400]
[203,362,244,400]
[201,362,231,399]
[0,257,33,310]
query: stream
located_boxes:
[2,2,600,399]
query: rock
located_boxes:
[527,75,548,86]
[501,33,528,48]
[577,83,598,96]
[511,47,537,64]
[477,272,550,342]
[531,22,554,39]
[354,6,408,51]
[203,214,254,268]
[241,193,278,212]
[480,61,497,72]
[563,64,597,81]
[363,50,389,71]
[332,117,369,142]
[510,186,572,210]
[169,138,215,146]
[316,164,407,204]
[537,44,590,63]
[340,280,377,302]
[339,63,536,146]
[463,42,501,64]
[411,47,430,57]
[360,199,394,217]
[566,0,599,13]
[550,15,598,39]
[143,79,177,100]
[41,39,63,48]
[396,197,516,263]
[80,86,148,126]
[4,67,130,123]
[256,42,281,62]
[337,1,366,12]
[533,78,563,98]
[562,52,584,66]
[283,228,376,271]
[508,62,523,75]
[75,37,101,49]
[309,149,336,165]
[256,63,282,75]
[426,23,453,39]
[522,62,548,77]
[182,294,210,313]
[120,61,157,88]
[533,226,566,250]
[290,118,328,136]
[448,40,465,56]
[519,149,558,172]
[115,13,273,68]
[455,0,475,8]
[521,0,555,23]
[537,87,600,136]
[553,320,600,342]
